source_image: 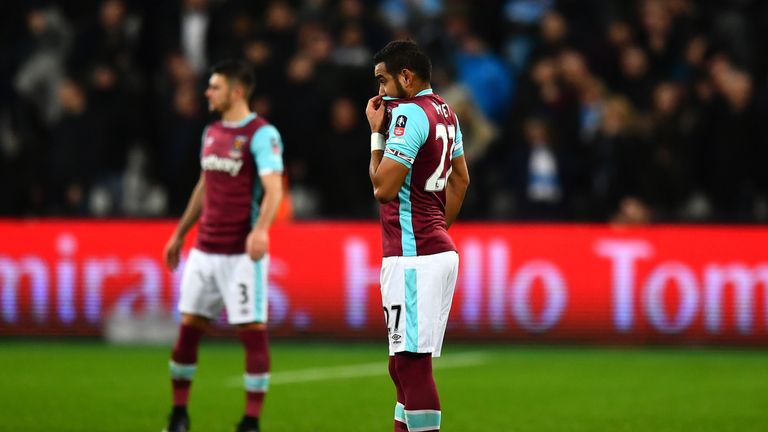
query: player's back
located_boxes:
[381,90,463,257]
[197,114,269,254]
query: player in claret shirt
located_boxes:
[365,40,470,432]
[162,60,284,432]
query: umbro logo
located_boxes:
[391,334,402,341]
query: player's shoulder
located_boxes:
[389,102,431,143]
[207,119,224,130]
[390,100,430,122]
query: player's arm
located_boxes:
[247,173,283,260]
[246,125,285,261]
[366,96,425,203]
[164,175,205,270]
[445,114,469,228]
[445,155,469,228]
[369,151,409,203]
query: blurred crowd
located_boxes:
[1,0,768,223]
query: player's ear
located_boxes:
[398,69,413,88]
[233,84,244,99]
[400,69,413,88]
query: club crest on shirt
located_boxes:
[271,136,280,154]
[393,115,407,136]
[230,135,248,158]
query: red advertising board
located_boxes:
[1,220,767,345]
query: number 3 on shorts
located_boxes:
[238,283,249,304]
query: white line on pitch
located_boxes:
[225,352,489,387]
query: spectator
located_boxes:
[508,118,567,220]
[1,0,765,222]
[455,33,514,123]
[587,96,646,220]
[47,79,104,215]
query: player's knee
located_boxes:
[237,322,267,331]
[388,356,399,382]
[181,314,210,329]
[394,352,433,379]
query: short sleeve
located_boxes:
[384,103,429,169]
[200,126,210,158]
[452,113,464,159]
[250,125,284,175]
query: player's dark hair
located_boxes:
[210,59,255,99]
[373,40,432,82]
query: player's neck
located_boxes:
[221,102,252,123]
[405,81,431,98]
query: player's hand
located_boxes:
[366,95,387,133]
[163,235,184,271]
[246,228,269,261]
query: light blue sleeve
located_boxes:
[250,125,284,175]
[452,113,465,159]
[384,103,429,169]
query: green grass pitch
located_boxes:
[1,340,766,431]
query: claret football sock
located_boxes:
[389,356,409,431]
[169,324,204,407]
[239,328,270,418]
[395,352,441,432]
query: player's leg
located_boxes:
[236,322,268,432]
[388,356,408,431]
[395,352,440,432]
[166,249,223,432]
[397,252,459,432]
[168,314,209,427]
[225,254,270,432]
[381,256,409,431]
[429,252,458,359]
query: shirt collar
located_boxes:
[221,112,257,128]
[382,88,434,101]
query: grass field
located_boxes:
[1,340,766,432]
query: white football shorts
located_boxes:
[380,251,459,357]
[178,248,268,324]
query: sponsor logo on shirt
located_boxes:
[201,154,244,176]
[393,115,407,136]
[271,137,280,154]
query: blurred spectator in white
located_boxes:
[181,0,209,76]
[508,117,565,220]
[14,3,73,125]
